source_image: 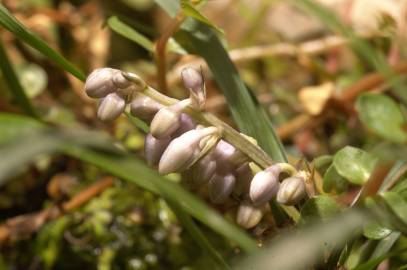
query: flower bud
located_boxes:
[190,153,217,186]
[249,165,281,206]
[236,202,264,229]
[130,95,164,122]
[181,67,205,109]
[213,140,247,175]
[97,92,126,122]
[144,133,171,167]
[208,173,236,204]
[276,176,306,205]
[158,127,218,175]
[85,68,117,98]
[150,99,191,139]
[233,163,252,196]
[172,113,197,138]
[112,70,131,89]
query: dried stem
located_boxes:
[155,11,185,94]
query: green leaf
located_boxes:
[300,195,340,223]
[333,146,376,185]
[363,222,392,240]
[0,40,38,118]
[155,0,287,162]
[107,16,154,53]
[356,93,407,143]
[381,191,407,225]
[0,4,85,81]
[323,164,349,193]
[180,1,224,35]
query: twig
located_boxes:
[0,177,114,245]
[155,11,185,94]
[167,35,346,87]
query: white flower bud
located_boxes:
[130,95,164,122]
[144,133,171,167]
[85,68,117,98]
[208,173,236,204]
[181,67,205,109]
[249,165,282,206]
[150,99,191,139]
[233,163,252,196]
[158,127,218,175]
[213,140,247,175]
[276,176,306,205]
[236,202,264,229]
[97,92,126,122]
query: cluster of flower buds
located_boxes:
[84,66,308,230]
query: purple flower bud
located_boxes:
[236,202,264,229]
[150,99,191,139]
[172,113,197,138]
[276,176,306,205]
[249,165,282,206]
[144,133,171,167]
[213,140,247,175]
[233,163,253,196]
[112,70,131,89]
[130,95,164,123]
[97,92,126,122]
[209,173,236,204]
[190,153,217,186]
[158,127,218,175]
[181,67,205,109]
[85,68,117,98]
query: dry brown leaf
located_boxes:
[298,82,334,115]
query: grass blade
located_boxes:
[155,0,287,162]
[168,201,231,269]
[0,113,258,253]
[107,16,155,53]
[0,40,38,118]
[0,4,85,81]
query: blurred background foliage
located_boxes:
[0,0,407,269]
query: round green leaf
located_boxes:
[300,195,340,224]
[323,164,349,193]
[356,93,407,143]
[363,222,392,240]
[17,63,48,98]
[333,146,376,185]
[381,191,407,225]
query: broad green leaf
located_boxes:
[180,1,224,35]
[0,113,44,144]
[155,0,287,162]
[333,146,376,185]
[0,4,85,81]
[363,222,392,240]
[345,240,376,270]
[381,191,407,225]
[300,195,340,223]
[0,41,38,118]
[323,164,349,193]
[313,155,333,173]
[107,16,154,53]
[356,93,407,143]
